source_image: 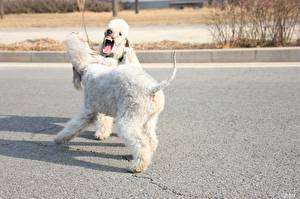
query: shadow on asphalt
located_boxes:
[0,115,130,174]
[0,114,69,135]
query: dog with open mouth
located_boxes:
[71,19,140,90]
[100,18,140,66]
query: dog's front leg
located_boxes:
[95,113,114,140]
[54,108,96,144]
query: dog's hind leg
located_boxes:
[144,113,159,153]
[54,108,96,144]
[116,113,152,173]
[94,113,113,140]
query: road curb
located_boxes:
[0,47,299,63]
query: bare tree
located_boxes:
[0,0,4,19]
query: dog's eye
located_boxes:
[119,32,122,36]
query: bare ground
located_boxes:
[0,8,211,28]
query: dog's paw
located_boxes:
[54,136,68,144]
[94,131,110,141]
[54,138,62,144]
[128,167,143,173]
[128,158,149,173]
[94,133,108,141]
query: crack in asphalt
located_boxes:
[132,174,198,198]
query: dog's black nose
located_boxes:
[105,29,113,35]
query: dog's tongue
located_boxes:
[103,45,112,54]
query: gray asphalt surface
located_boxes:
[0,63,299,198]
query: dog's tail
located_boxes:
[149,51,177,95]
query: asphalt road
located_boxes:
[0,63,299,199]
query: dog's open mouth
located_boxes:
[103,36,114,55]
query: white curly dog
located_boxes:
[54,33,176,173]
[71,19,142,143]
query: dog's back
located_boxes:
[82,64,163,116]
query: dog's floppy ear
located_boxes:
[73,66,82,90]
[125,39,130,47]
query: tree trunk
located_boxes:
[0,0,4,19]
[112,0,118,17]
[135,0,139,14]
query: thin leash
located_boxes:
[77,0,93,48]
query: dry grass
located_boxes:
[0,38,216,51]
[133,40,216,50]
[1,38,297,51]
[0,39,64,51]
[0,8,212,27]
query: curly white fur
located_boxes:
[66,19,140,90]
[55,36,176,173]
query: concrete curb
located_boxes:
[0,47,299,63]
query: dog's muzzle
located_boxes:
[102,30,114,57]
